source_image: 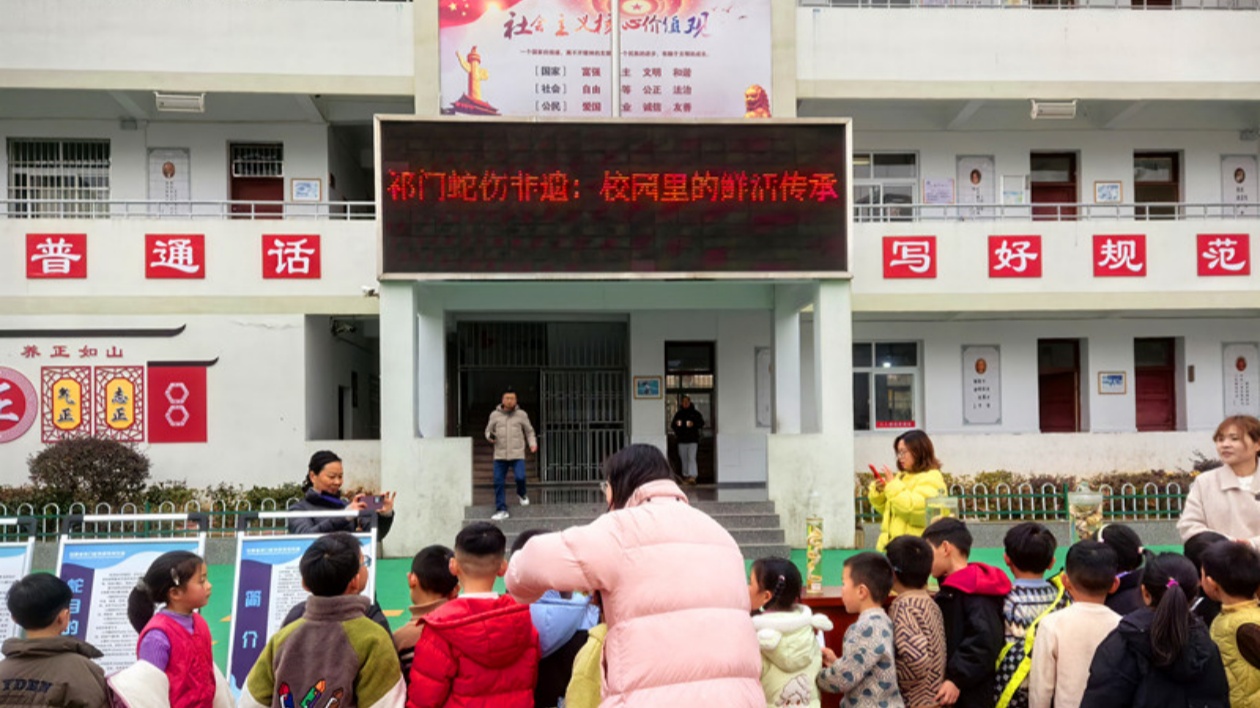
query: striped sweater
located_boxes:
[889,591,946,708]
[995,578,1069,708]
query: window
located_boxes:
[6,139,110,218]
[853,152,917,223]
[230,143,284,178]
[853,342,919,431]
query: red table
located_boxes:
[799,588,860,708]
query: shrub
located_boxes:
[27,438,150,507]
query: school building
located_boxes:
[0,0,1257,551]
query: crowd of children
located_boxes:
[6,515,1260,708]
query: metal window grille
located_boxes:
[6,139,111,218]
[230,143,284,178]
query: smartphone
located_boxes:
[361,494,386,511]
[868,464,887,483]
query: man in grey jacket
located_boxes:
[486,389,537,521]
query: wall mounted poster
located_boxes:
[0,540,35,640]
[56,537,206,673]
[227,533,377,696]
[438,0,773,119]
[962,345,1001,425]
[957,155,995,217]
[1223,155,1259,217]
[1224,342,1260,416]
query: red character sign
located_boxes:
[146,234,205,279]
[1197,234,1250,276]
[148,365,207,443]
[262,235,321,279]
[883,236,936,279]
[989,236,1042,278]
[1094,235,1147,277]
[26,234,87,279]
[0,367,38,443]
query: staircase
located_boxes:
[462,498,791,559]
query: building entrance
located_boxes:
[454,321,628,486]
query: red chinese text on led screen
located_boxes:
[386,169,840,204]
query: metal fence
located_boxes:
[855,481,1187,523]
[856,202,1259,223]
[0,200,377,220]
[0,497,305,541]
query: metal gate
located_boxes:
[456,321,627,483]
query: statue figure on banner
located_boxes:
[744,84,771,119]
[452,46,501,116]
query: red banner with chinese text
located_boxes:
[147,365,207,444]
[41,367,91,443]
[94,367,145,442]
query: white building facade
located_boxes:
[1,0,1257,550]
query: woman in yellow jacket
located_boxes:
[868,429,948,551]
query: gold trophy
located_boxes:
[805,515,824,595]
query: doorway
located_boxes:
[1031,152,1078,221]
[1039,339,1081,432]
[665,342,716,483]
[1135,337,1176,431]
[1135,151,1181,220]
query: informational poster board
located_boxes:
[1224,342,1260,417]
[56,537,206,673]
[438,0,772,119]
[0,540,36,640]
[923,178,955,205]
[227,533,377,695]
[957,155,995,217]
[1222,155,1259,217]
[148,148,191,216]
[962,345,1001,425]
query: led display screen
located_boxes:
[379,118,848,278]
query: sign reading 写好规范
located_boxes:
[377,118,850,278]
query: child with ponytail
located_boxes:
[1080,552,1229,708]
[109,551,231,708]
[749,557,833,708]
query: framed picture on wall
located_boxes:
[1094,181,1123,204]
[633,376,662,399]
[291,178,322,202]
[1097,371,1127,395]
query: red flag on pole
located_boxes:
[440,0,527,28]
[148,365,208,443]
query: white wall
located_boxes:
[849,316,1255,475]
[1,0,412,92]
[628,310,772,483]
[304,316,379,441]
[798,7,1260,99]
[0,119,333,206]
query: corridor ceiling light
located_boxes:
[1030,99,1077,120]
[154,91,205,113]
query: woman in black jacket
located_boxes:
[1080,552,1229,708]
[288,450,394,540]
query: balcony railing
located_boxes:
[802,0,1257,8]
[0,200,377,220]
[856,202,1260,222]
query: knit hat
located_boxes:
[308,450,341,474]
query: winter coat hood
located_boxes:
[752,605,833,673]
[941,562,1013,597]
[1116,608,1219,682]
[422,595,537,670]
[531,590,592,658]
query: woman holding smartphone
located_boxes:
[868,429,947,551]
[288,450,396,539]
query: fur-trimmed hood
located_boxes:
[752,605,833,673]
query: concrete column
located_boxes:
[415,286,445,439]
[773,284,807,435]
[814,280,854,437]
[379,282,418,443]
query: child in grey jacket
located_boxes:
[818,553,905,708]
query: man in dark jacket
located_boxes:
[0,573,109,708]
[924,518,1011,708]
[671,395,705,485]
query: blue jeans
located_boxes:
[493,459,527,512]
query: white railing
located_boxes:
[0,497,303,538]
[0,200,376,220]
[854,480,1187,521]
[801,0,1257,8]
[856,202,1259,222]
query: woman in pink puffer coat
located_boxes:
[506,444,763,708]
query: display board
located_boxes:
[378,118,850,278]
[226,533,377,695]
[0,540,35,640]
[56,537,206,673]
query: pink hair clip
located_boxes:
[1166,578,1179,589]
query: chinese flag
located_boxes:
[147,365,207,443]
[440,0,527,28]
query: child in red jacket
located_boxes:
[408,522,539,708]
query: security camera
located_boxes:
[330,319,357,336]
[361,285,379,298]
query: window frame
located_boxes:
[852,340,922,432]
[853,151,919,223]
[6,138,111,218]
